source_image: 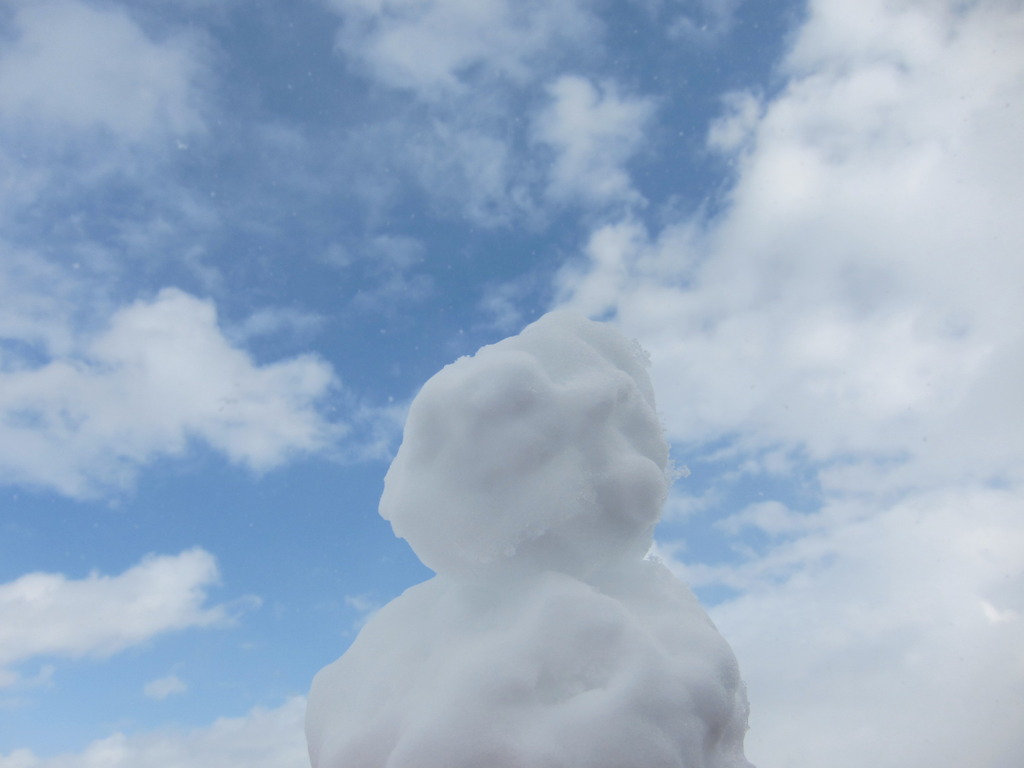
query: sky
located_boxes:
[0,0,1021,765]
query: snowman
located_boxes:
[306,312,752,768]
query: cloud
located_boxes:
[334,69,656,225]
[404,117,539,225]
[554,0,1024,765]
[319,0,619,226]
[666,0,742,42]
[342,594,381,631]
[0,0,207,140]
[0,549,234,677]
[334,71,658,229]
[0,696,307,768]
[706,90,762,154]
[533,75,656,207]
[0,288,345,498]
[0,0,222,379]
[321,0,600,97]
[0,248,85,360]
[143,675,188,701]
[673,486,1024,768]
[350,235,434,312]
[557,0,1024,491]
[226,308,326,345]
[715,499,807,537]
[0,5,372,502]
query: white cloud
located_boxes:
[143,675,188,701]
[0,0,207,140]
[322,0,599,96]
[0,549,234,676]
[0,288,345,498]
[319,2,667,226]
[0,696,307,768]
[557,0,1024,491]
[319,1,621,225]
[555,0,1024,765]
[678,486,1024,768]
[533,75,656,207]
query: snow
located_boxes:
[306,311,752,767]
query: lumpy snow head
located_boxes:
[379,311,670,578]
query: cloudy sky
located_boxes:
[1,0,1022,766]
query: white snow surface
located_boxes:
[306,312,752,768]
[381,310,670,578]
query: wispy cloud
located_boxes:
[0,289,345,498]
[0,0,207,140]
[322,0,600,97]
[318,0,662,226]
[142,674,188,701]
[0,549,239,680]
[533,75,656,208]
[0,696,307,768]
[350,235,434,312]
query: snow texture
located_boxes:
[306,312,752,768]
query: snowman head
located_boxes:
[379,312,670,579]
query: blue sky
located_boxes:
[1,0,1022,766]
